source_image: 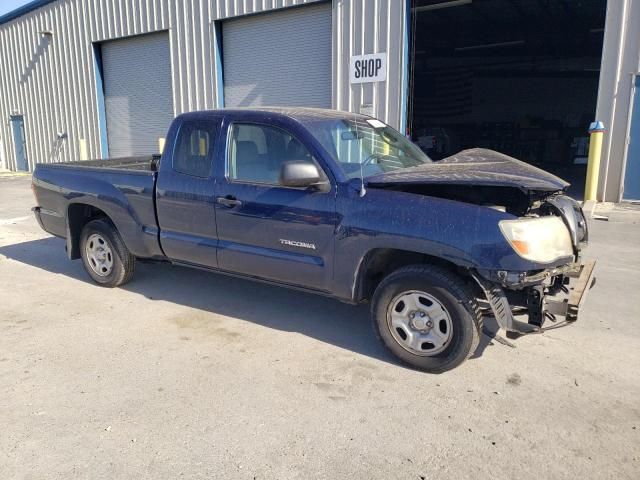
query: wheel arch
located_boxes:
[353,248,475,303]
[66,203,115,260]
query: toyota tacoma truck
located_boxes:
[32,108,595,372]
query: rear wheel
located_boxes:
[371,265,481,373]
[80,219,135,287]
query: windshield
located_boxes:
[304,117,432,179]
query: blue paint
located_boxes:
[589,121,605,133]
[623,76,640,200]
[213,21,225,109]
[9,114,28,171]
[155,115,221,267]
[31,108,580,303]
[92,43,109,159]
[213,139,337,290]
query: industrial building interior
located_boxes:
[408,0,607,198]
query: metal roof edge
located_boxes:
[0,0,57,26]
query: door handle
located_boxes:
[216,196,242,208]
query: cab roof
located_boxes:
[178,107,370,123]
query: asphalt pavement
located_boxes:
[1,174,638,479]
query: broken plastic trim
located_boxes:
[471,271,540,335]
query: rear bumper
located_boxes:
[473,260,596,334]
[32,206,66,238]
[32,206,46,231]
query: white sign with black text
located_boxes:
[350,53,387,84]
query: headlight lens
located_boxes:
[499,216,573,263]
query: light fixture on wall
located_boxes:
[38,30,53,37]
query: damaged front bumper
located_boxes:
[472,260,596,335]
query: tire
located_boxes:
[371,265,481,373]
[79,218,135,287]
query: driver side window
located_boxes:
[228,123,313,184]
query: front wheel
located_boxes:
[80,218,135,287]
[371,265,481,373]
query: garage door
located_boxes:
[101,32,173,157]
[222,3,332,108]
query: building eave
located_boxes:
[0,0,57,26]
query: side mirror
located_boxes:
[279,161,329,191]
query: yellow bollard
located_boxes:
[584,121,605,201]
[79,138,88,161]
[158,137,166,154]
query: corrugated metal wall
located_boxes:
[595,0,640,201]
[101,31,174,157]
[222,3,332,108]
[333,0,407,132]
[0,0,408,171]
[0,0,173,170]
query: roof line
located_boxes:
[0,0,57,26]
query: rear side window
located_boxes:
[228,123,313,184]
[173,121,218,177]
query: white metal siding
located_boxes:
[0,0,407,172]
[0,0,634,200]
[0,138,5,169]
[102,32,173,157]
[222,3,332,108]
[595,0,640,201]
[333,0,408,131]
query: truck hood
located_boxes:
[366,148,569,194]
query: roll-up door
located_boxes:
[101,32,173,157]
[222,3,332,108]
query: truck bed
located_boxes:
[40,155,161,173]
[32,155,163,260]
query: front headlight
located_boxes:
[499,216,573,263]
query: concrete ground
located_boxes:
[1,174,638,480]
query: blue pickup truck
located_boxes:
[32,108,595,372]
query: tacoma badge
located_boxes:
[279,239,316,250]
